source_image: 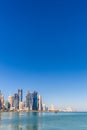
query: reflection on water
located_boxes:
[0,112,42,130]
[1,112,87,130]
[0,113,1,120]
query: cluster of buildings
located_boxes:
[0,89,73,112]
[0,89,47,111]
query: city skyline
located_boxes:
[0,89,73,112]
[0,89,43,111]
[0,0,87,111]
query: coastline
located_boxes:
[0,110,60,113]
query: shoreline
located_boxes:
[0,110,60,113]
[0,110,86,113]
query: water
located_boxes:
[0,112,87,130]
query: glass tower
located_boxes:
[18,89,23,102]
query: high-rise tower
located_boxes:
[26,91,33,110]
[13,93,19,109]
[0,91,4,109]
[32,91,38,110]
[8,95,14,108]
[18,89,23,102]
[38,95,42,111]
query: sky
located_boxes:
[0,0,87,111]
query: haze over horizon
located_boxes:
[0,0,87,111]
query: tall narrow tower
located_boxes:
[13,93,19,109]
[18,89,23,102]
[8,95,14,108]
[26,91,33,110]
[32,91,38,110]
[38,95,42,111]
[0,91,4,109]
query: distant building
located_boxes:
[5,101,10,110]
[19,102,24,110]
[26,91,42,111]
[26,91,33,110]
[8,95,14,109]
[42,104,46,111]
[32,91,38,110]
[64,107,73,112]
[0,91,4,109]
[18,89,23,102]
[38,95,42,111]
[13,93,19,109]
[49,104,55,111]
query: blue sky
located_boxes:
[0,0,87,111]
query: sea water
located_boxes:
[0,112,87,130]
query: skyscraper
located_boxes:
[8,95,14,109]
[32,91,38,110]
[26,91,33,110]
[18,89,23,102]
[38,95,42,111]
[0,91,4,109]
[19,102,24,110]
[13,93,19,109]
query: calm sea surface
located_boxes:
[0,112,87,130]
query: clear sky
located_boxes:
[0,0,87,111]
